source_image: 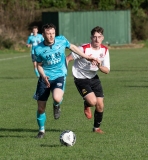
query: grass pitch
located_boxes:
[0,48,148,160]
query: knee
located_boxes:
[37,104,46,114]
[38,107,45,114]
[53,96,63,104]
[96,104,104,112]
[88,99,97,107]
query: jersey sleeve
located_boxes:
[70,46,83,60]
[34,46,42,63]
[102,49,110,70]
[61,36,70,48]
[27,36,31,44]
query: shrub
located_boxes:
[131,10,148,40]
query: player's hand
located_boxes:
[43,76,50,88]
[91,59,98,66]
[26,44,31,47]
[86,55,96,61]
[96,59,102,68]
[86,55,99,66]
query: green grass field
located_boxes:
[0,48,148,160]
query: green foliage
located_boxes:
[2,39,14,49]
[0,0,40,10]
[98,0,115,10]
[67,1,76,9]
[114,0,145,10]
[52,0,67,8]
[39,0,68,8]
[0,36,14,49]
[132,10,148,40]
[80,0,92,5]
[130,0,145,12]
[79,0,92,9]
[0,49,148,159]
[0,0,148,46]
[39,0,53,8]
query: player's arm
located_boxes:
[69,44,96,61]
[37,62,50,87]
[35,48,50,87]
[66,54,74,66]
[26,37,32,47]
[98,65,110,74]
[26,43,31,47]
[26,43,32,47]
[98,50,110,74]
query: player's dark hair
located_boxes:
[42,23,56,33]
[32,26,38,30]
[91,26,104,36]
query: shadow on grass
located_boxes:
[0,135,26,138]
[0,128,64,138]
[40,144,61,148]
[0,128,63,133]
[0,128,38,132]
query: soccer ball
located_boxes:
[60,130,76,146]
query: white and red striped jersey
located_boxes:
[71,43,110,79]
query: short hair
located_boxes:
[32,26,38,30]
[91,26,104,36]
[42,23,56,33]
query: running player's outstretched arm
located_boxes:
[69,44,95,61]
[66,54,74,66]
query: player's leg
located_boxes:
[33,77,50,138]
[84,92,97,119]
[91,75,105,133]
[74,77,96,119]
[52,76,65,119]
[34,61,40,77]
[84,92,97,106]
[52,88,64,106]
[93,97,104,133]
[36,100,47,138]
[32,54,40,77]
[52,88,64,119]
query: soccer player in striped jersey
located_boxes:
[66,26,110,133]
[26,26,44,77]
[33,23,97,138]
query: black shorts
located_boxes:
[33,76,66,101]
[74,75,104,98]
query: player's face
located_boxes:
[32,28,38,35]
[91,32,104,48]
[43,28,56,45]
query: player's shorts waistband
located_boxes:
[74,74,99,80]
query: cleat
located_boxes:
[36,131,45,138]
[93,128,104,134]
[84,106,92,119]
[53,105,61,119]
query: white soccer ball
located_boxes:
[60,130,76,146]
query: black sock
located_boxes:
[84,100,91,107]
[94,110,103,128]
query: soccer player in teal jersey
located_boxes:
[26,26,44,77]
[33,23,98,138]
